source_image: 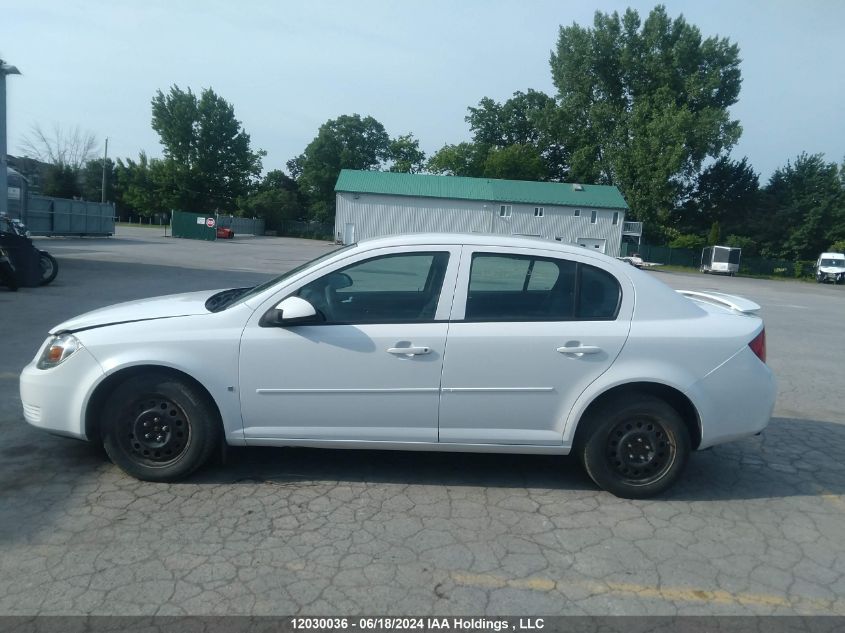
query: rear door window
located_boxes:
[465,253,620,321]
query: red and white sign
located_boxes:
[206,217,216,228]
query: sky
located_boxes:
[2,0,843,182]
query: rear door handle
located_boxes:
[387,346,431,356]
[556,345,602,356]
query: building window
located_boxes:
[590,210,597,224]
[574,209,581,217]
[612,211,619,225]
[499,205,512,218]
[534,207,544,217]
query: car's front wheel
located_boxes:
[38,251,58,285]
[100,372,221,481]
[578,395,690,499]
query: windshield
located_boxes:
[211,244,356,311]
[820,258,844,267]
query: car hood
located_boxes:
[50,289,224,334]
[819,265,845,273]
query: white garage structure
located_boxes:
[334,170,634,255]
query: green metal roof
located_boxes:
[334,170,628,210]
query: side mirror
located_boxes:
[260,296,320,327]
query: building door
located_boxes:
[343,223,356,244]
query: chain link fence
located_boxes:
[270,220,334,241]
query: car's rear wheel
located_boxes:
[100,372,220,481]
[578,395,690,499]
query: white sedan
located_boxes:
[20,234,776,498]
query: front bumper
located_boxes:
[20,344,105,440]
[690,346,777,449]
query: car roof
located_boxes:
[819,252,845,258]
[356,232,618,261]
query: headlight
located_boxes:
[37,333,82,369]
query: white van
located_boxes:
[815,252,845,284]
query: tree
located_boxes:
[238,169,305,230]
[707,221,721,246]
[679,157,760,234]
[426,142,488,177]
[548,6,742,236]
[760,153,844,259]
[466,89,565,180]
[20,123,97,170]
[291,114,391,220]
[114,152,167,218]
[482,144,547,181]
[81,158,116,202]
[151,85,264,213]
[388,134,426,173]
[42,163,80,198]
[467,90,555,148]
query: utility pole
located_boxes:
[0,59,22,218]
[101,136,109,203]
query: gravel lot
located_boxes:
[1,228,844,616]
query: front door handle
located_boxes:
[556,345,602,356]
[387,346,431,356]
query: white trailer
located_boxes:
[701,246,741,276]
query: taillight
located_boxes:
[749,329,766,363]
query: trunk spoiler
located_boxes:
[676,290,761,314]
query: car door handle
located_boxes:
[387,346,431,356]
[556,345,602,356]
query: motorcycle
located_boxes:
[0,216,59,287]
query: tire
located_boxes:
[100,372,221,481]
[577,395,691,499]
[38,251,58,286]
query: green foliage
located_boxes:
[707,221,721,246]
[467,90,554,147]
[680,157,759,234]
[482,144,547,181]
[80,158,116,202]
[548,6,742,231]
[151,85,264,213]
[237,169,305,230]
[427,142,546,181]
[668,233,705,250]
[426,142,489,177]
[238,189,300,229]
[829,240,845,253]
[794,261,812,278]
[759,153,844,259]
[114,152,167,218]
[724,234,757,256]
[465,90,563,180]
[291,114,391,220]
[388,134,426,173]
[42,164,80,198]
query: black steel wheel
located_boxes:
[605,416,676,486]
[100,372,221,481]
[38,251,58,286]
[578,395,690,499]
